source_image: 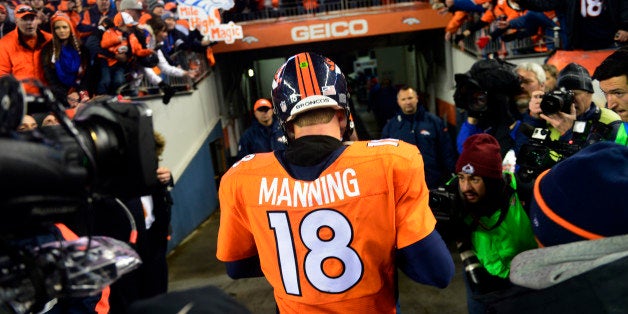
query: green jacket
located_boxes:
[616,122,628,146]
[465,175,538,278]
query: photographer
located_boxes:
[488,142,628,313]
[453,134,537,314]
[454,59,529,157]
[525,62,622,148]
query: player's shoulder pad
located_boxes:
[226,152,277,174]
[346,138,421,158]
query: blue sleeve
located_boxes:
[396,230,454,288]
[236,131,252,161]
[225,255,264,279]
[456,121,482,154]
[381,119,392,139]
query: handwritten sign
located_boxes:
[176,0,243,44]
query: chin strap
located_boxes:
[341,108,355,141]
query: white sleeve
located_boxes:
[142,66,163,85]
[157,50,186,78]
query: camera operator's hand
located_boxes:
[156,166,173,186]
[528,90,544,119]
[540,104,576,136]
[615,29,628,42]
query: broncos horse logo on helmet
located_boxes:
[271,52,354,141]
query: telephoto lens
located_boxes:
[458,241,484,285]
[457,241,511,295]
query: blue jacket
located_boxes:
[236,119,287,160]
[382,107,457,188]
[457,120,529,157]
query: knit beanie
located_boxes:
[530,142,628,247]
[148,0,164,11]
[557,62,594,93]
[50,11,75,34]
[455,133,503,179]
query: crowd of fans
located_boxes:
[0,0,215,118]
[433,0,628,56]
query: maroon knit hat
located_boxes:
[455,134,502,179]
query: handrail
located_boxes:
[222,0,427,23]
[455,16,560,60]
[117,50,211,100]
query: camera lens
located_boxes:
[540,94,561,115]
[468,91,488,112]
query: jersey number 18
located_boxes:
[268,209,364,296]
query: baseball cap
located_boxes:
[254,98,272,111]
[114,12,138,27]
[15,4,36,19]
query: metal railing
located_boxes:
[457,21,560,60]
[222,0,427,22]
[118,50,212,100]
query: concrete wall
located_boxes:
[143,74,225,251]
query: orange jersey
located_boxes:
[217,139,436,313]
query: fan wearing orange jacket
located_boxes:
[96,12,153,95]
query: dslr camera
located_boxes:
[0,76,158,312]
[540,87,574,115]
[428,186,459,222]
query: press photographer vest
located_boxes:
[616,123,628,146]
[547,105,620,145]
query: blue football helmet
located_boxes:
[271,52,353,140]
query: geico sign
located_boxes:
[291,19,368,41]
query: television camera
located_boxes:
[516,127,581,183]
[428,186,459,222]
[0,75,159,313]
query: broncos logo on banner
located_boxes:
[175,0,234,16]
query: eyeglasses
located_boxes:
[602,90,627,99]
[16,7,35,14]
[67,96,79,102]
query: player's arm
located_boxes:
[225,255,264,279]
[392,143,454,288]
[396,230,454,288]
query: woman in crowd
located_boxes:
[41,11,90,106]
